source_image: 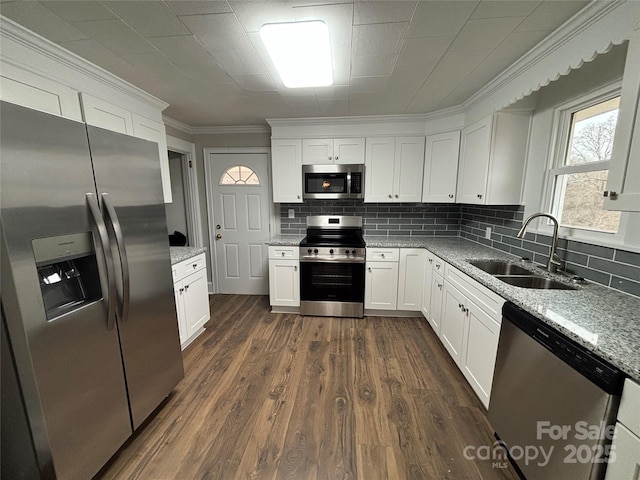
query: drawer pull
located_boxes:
[281,251,285,256]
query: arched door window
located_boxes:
[219,165,261,185]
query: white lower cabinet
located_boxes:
[268,246,300,309]
[365,248,399,310]
[440,282,468,366]
[172,253,210,349]
[421,252,434,319]
[397,249,426,311]
[605,378,640,479]
[428,272,445,334]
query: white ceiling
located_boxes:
[0,0,590,127]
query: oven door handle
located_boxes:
[300,256,365,264]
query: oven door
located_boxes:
[299,259,365,317]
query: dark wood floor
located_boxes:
[97,295,519,480]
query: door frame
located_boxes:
[166,135,204,249]
[203,147,276,294]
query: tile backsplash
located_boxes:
[280,201,460,237]
[280,201,640,297]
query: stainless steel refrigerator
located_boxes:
[1,101,184,479]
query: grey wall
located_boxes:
[279,202,640,297]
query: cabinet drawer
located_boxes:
[432,255,445,274]
[618,378,640,434]
[173,253,206,282]
[444,263,504,321]
[366,248,399,262]
[269,246,299,260]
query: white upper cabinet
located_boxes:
[131,113,171,203]
[457,112,530,205]
[302,138,365,164]
[605,29,640,212]
[365,136,425,203]
[271,139,303,203]
[422,131,460,203]
[0,63,83,122]
[80,92,135,135]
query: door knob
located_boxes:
[216,224,221,229]
[216,233,222,239]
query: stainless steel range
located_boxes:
[299,216,365,318]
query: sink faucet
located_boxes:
[517,212,563,273]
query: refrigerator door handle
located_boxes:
[86,193,117,330]
[101,192,130,324]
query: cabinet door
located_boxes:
[269,259,300,307]
[428,273,444,335]
[421,253,434,319]
[132,113,171,203]
[605,29,640,212]
[457,116,491,204]
[365,137,395,202]
[440,283,468,366]
[365,261,398,310]
[334,138,365,164]
[271,139,303,203]
[398,249,426,311]
[182,270,210,338]
[302,138,333,164]
[0,63,82,121]
[80,93,134,135]
[604,423,640,480]
[173,283,187,345]
[423,131,460,203]
[460,302,500,408]
[394,136,425,202]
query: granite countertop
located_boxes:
[365,236,640,383]
[267,235,305,246]
[170,246,207,265]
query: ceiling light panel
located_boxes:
[260,21,333,88]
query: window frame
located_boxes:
[539,81,631,247]
[218,164,261,186]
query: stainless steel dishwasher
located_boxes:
[489,302,625,480]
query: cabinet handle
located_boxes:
[381,253,385,258]
[294,266,297,271]
[388,194,392,198]
[428,258,433,264]
[193,264,197,269]
[435,263,441,269]
[458,303,463,309]
[297,195,300,199]
[179,287,184,293]
[281,251,285,257]
[185,285,189,291]
[368,267,372,272]
[448,194,454,199]
[335,156,338,161]
[477,194,483,199]
[603,191,618,198]
[438,283,442,290]
[328,156,332,161]
[395,194,399,198]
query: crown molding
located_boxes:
[162,115,271,135]
[0,16,168,111]
[463,0,637,114]
[162,115,193,134]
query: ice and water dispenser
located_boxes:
[32,232,102,320]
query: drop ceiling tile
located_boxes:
[353,1,416,25]
[41,1,116,22]
[180,12,247,48]
[292,0,353,6]
[315,85,350,100]
[0,2,89,42]
[516,0,589,32]
[58,38,131,70]
[350,76,389,94]
[449,17,525,52]
[318,99,349,116]
[352,54,396,77]
[396,36,453,66]
[212,47,267,76]
[471,1,541,19]
[73,19,157,55]
[104,1,190,37]
[349,92,381,116]
[407,1,477,38]
[235,73,278,91]
[147,35,235,84]
[377,67,426,114]
[164,1,233,16]
[352,22,407,57]
[229,0,296,33]
[119,51,191,85]
[407,48,492,112]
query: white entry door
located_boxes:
[207,152,271,294]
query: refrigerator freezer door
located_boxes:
[0,102,132,479]
[86,126,184,428]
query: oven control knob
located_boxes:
[345,249,350,255]
[307,248,312,254]
[313,249,318,254]
[351,249,356,255]
[329,249,334,254]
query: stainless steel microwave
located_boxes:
[302,164,364,199]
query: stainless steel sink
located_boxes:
[494,275,577,290]
[469,260,534,276]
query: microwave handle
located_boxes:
[347,171,352,196]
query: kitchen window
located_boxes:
[543,86,631,245]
